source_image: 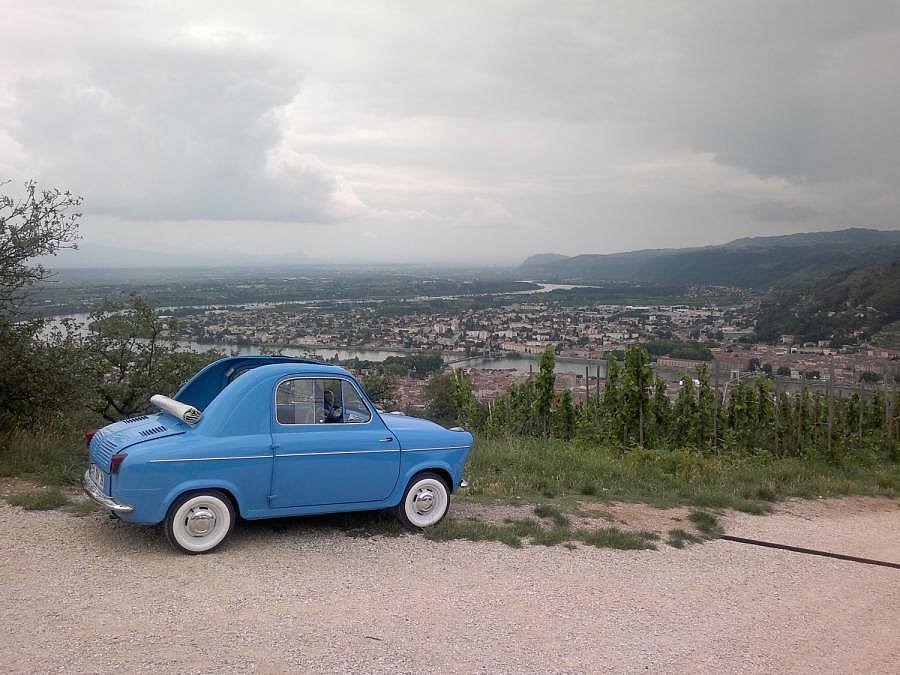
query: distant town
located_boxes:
[161,290,897,412]
[36,265,899,413]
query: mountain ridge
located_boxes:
[520,228,900,288]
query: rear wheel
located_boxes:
[397,472,450,529]
[165,490,235,554]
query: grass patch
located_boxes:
[533,503,569,527]
[667,528,704,549]
[426,516,657,550]
[0,428,86,485]
[575,527,658,550]
[425,518,525,548]
[464,436,900,510]
[688,510,723,538]
[6,489,71,511]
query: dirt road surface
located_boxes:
[1,497,898,673]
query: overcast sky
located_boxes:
[1,1,899,264]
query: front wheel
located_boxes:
[165,490,235,554]
[397,472,450,529]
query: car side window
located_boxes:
[276,378,355,425]
[276,379,317,425]
[342,381,372,423]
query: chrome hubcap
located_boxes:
[185,506,217,537]
[412,488,435,514]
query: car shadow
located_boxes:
[83,507,411,555]
[235,508,409,540]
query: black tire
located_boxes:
[396,472,450,530]
[164,489,235,555]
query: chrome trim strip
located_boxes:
[149,455,271,463]
[278,449,400,457]
[403,445,471,452]
[81,470,134,513]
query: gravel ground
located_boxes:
[1,497,898,674]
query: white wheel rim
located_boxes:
[172,495,230,552]
[404,478,448,527]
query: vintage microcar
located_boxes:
[82,356,473,554]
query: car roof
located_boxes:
[176,355,354,412]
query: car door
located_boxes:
[269,376,401,507]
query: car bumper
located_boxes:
[82,470,134,513]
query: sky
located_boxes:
[1,1,899,265]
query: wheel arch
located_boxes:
[159,479,243,523]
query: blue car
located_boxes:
[82,356,473,554]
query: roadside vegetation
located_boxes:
[425,511,659,551]
[6,489,71,511]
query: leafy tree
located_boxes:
[85,295,219,421]
[649,377,672,448]
[0,181,85,431]
[1,181,82,315]
[602,353,623,443]
[424,373,459,427]
[550,389,576,440]
[359,371,399,410]
[673,374,698,447]
[532,347,556,437]
[621,346,652,446]
[0,317,91,430]
[696,364,715,450]
[859,370,883,384]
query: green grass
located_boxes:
[667,528,705,548]
[688,510,723,538]
[533,504,569,527]
[425,516,657,550]
[6,489,71,511]
[0,428,86,485]
[425,518,526,548]
[465,436,900,512]
[575,527,658,550]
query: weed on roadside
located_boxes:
[426,516,658,551]
[667,528,704,548]
[688,510,723,538]
[6,489,71,511]
[533,504,569,527]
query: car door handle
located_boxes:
[379,437,394,443]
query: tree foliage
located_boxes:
[0,181,82,315]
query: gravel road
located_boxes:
[1,497,898,674]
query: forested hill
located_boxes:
[754,261,900,347]
[520,228,900,288]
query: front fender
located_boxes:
[390,446,470,506]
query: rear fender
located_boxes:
[156,478,245,524]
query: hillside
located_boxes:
[520,228,900,288]
[754,261,900,346]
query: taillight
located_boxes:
[85,428,97,448]
[110,453,127,474]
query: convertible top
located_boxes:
[175,355,332,411]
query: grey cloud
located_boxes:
[747,201,818,223]
[9,41,365,223]
[1,1,899,260]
